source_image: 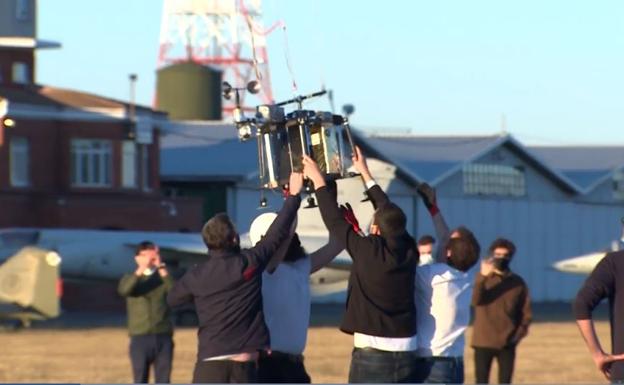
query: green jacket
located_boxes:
[118,272,175,336]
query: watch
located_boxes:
[158,262,167,269]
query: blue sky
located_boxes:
[36,0,624,145]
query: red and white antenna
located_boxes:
[157,0,278,116]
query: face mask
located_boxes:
[419,253,434,265]
[492,258,510,272]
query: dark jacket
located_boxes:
[315,184,417,338]
[167,195,300,361]
[118,272,175,336]
[574,251,624,381]
[471,272,531,349]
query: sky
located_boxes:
[36,0,624,145]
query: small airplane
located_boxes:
[0,227,351,308]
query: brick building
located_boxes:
[0,0,202,231]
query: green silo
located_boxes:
[156,62,222,120]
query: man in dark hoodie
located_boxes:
[303,147,419,383]
[167,172,303,383]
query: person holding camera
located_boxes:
[118,241,174,384]
[471,238,532,384]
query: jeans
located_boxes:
[474,346,516,384]
[348,347,422,383]
[415,356,464,384]
[129,333,174,383]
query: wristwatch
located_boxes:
[157,262,167,269]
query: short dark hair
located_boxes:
[201,213,239,251]
[374,203,407,237]
[488,238,516,258]
[447,237,479,272]
[452,226,481,258]
[418,235,436,246]
[136,241,156,255]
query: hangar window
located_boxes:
[71,139,112,187]
[10,136,30,187]
[463,163,526,197]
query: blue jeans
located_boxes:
[416,356,464,384]
[348,348,423,383]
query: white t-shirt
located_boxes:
[353,332,419,352]
[414,262,475,357]
[262,256,311,355]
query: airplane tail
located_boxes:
[0,246,62,324]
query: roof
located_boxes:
[360,134,503,183]
[161,121,237,148]
[159,126,583,193]
[160,137,257,182]
[0,84,161,113]
[528,146,624,189]
[358,133,582,193]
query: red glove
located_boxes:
[340,202,364,236]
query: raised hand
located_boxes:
[288,172,304,196]
[351,146,371,179]
[302,155,326,189]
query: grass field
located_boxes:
[0,306,613,384]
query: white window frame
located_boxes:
[121,140,138,188]
[141,144,151,192]
[9,136,30,187]
[463,163,526,197]
[71,139,112,188]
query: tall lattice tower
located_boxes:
[157,0,275,118]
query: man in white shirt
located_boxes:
[414,183,481,383]
[249,189,343,383]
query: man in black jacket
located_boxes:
[167,172,303,383]
[303,148,419,383]
[574,248,624,382]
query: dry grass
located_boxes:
[0,319,611,383]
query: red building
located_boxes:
[0,0,201,231]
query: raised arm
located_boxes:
[310,236,344,274]
[167,274,194,307]
[417,183,450,263]
[303,155,374,261]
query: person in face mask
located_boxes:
[417,235,436,266]
[471,238,532,384]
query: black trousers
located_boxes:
[474,346,516,384]
[257,351,311,383]
[129,333,174,383]
[193,360,258,383]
